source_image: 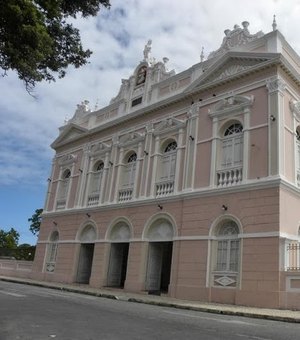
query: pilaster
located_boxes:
[266,76,286,176]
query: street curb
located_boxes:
[1,277,300,324]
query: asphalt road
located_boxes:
[0,281,299,340]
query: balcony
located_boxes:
[156,180,174,197]
[56,199,66,210]
[118,188,133,202]
[285,243,300,271]
[87,193,100,207]
[216,167,243,187]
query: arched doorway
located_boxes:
[76,225,96,284]
[144,218,174,294]
[107,221,131,288]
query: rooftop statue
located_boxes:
[143,39,152,62]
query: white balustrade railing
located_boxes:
[156,180,174,197]
[56,199,66,210]
[87,193,100,206]
[285,243,300,271]
[118,188,133,202]
[217,167,243,187]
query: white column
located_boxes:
[150,136,160,197]
[133,142,143,199]
[266,77,286,176]
[210,117,218,187]
[100,152,110,204]
[242,108,250,181]
[113,147,124,202]
[76,146,90,207]
[174,128,184,193]
[139,126,152,197]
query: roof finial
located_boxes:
[94,98,99,111]
[272,14,277,31]
[200,47,205,62]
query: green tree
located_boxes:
[28,208,43,235]
[0,228,20,248]
[0,0,111,91]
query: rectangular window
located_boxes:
[131,97,142,107]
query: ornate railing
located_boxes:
[285,243,300,271]
[118,188,133,202]
[217,167,243,187]
[87,193,100,206]
[56,199,66,210]
[45,262,56,273]
[156,180,174,197]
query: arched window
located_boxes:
[156,140,177,197]
[121,152,137,189]
[164,141,177,153]
[296,127,300,186]
[119,152,137,202]
[87,161,104,206]
[160,141,177,181]
[221,123,243,169]
[211,219,241,288]
[56,169,71,209]
[215,221,240,272]
[45,231,59,273]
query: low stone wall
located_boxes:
[0,259,33,279]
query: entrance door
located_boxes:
[76,243,94,284]
[146,242,173,293]
[107,243,129,287]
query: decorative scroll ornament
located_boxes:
[290,99,300,120]
[266,77,286,94]
[208,21,264,60]
[58,154,77,166]
[209,94,254,119]
[90,142,111,156]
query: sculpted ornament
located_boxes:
[290,99,300,119]
[208,21,264,59]
[143,39,152,62]
[266,77,286,94]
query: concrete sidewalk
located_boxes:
[1,275,300,323]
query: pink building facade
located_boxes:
[20,22,300,309]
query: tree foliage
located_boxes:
[28,208,43,235]
[0,228,20,248]
[0,0,111,91]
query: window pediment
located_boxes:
[209,94,254,119]
[153,117,186,137]
[89,142,111,156]
[58,154,77,166]
[119,131,145,147]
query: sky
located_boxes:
[1,0,300,245]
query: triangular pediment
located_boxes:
[118,131,145,147]
[185,52,280,93]
[153,117,186,136]
[51,123,88,148]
